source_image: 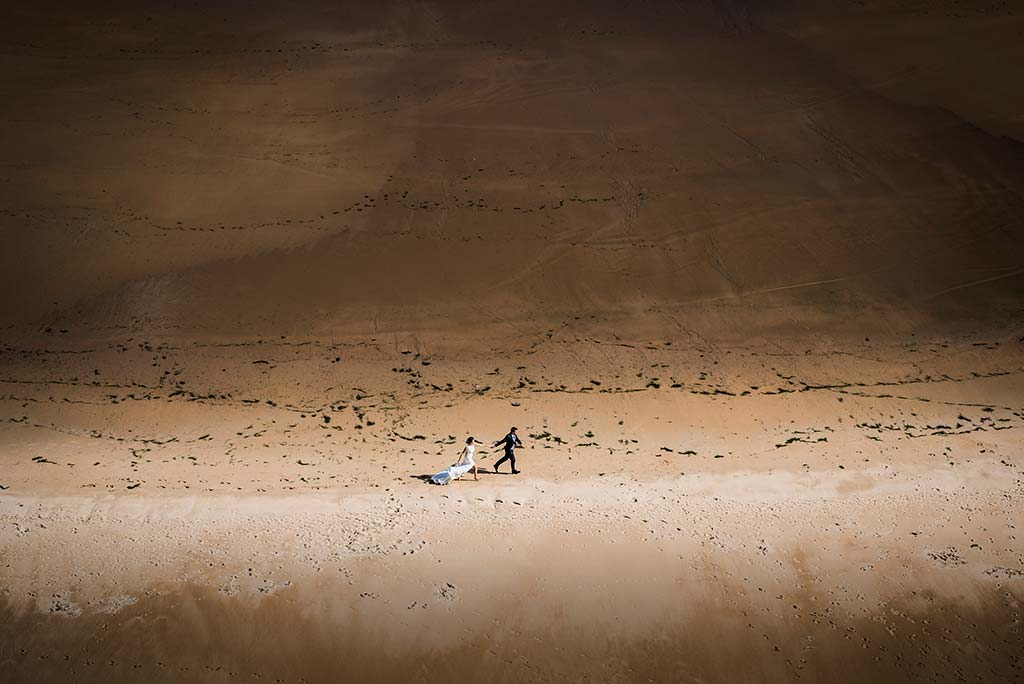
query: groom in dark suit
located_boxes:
[492,427,524,474]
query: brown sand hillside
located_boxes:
[1,0,1022,338]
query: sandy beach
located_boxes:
[2,1,1023,682]
[2,328,1022,682]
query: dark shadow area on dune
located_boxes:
[1,1,1023,339]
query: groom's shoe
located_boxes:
[512,469,520,474]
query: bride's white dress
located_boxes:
[430,444,476,485]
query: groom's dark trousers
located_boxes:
[493,448,515,472]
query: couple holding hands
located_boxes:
[429,427,524,485]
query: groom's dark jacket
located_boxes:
[494,432,523,452]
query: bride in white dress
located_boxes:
[430,437,486,484]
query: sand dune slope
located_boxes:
[1,0,1022,336]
